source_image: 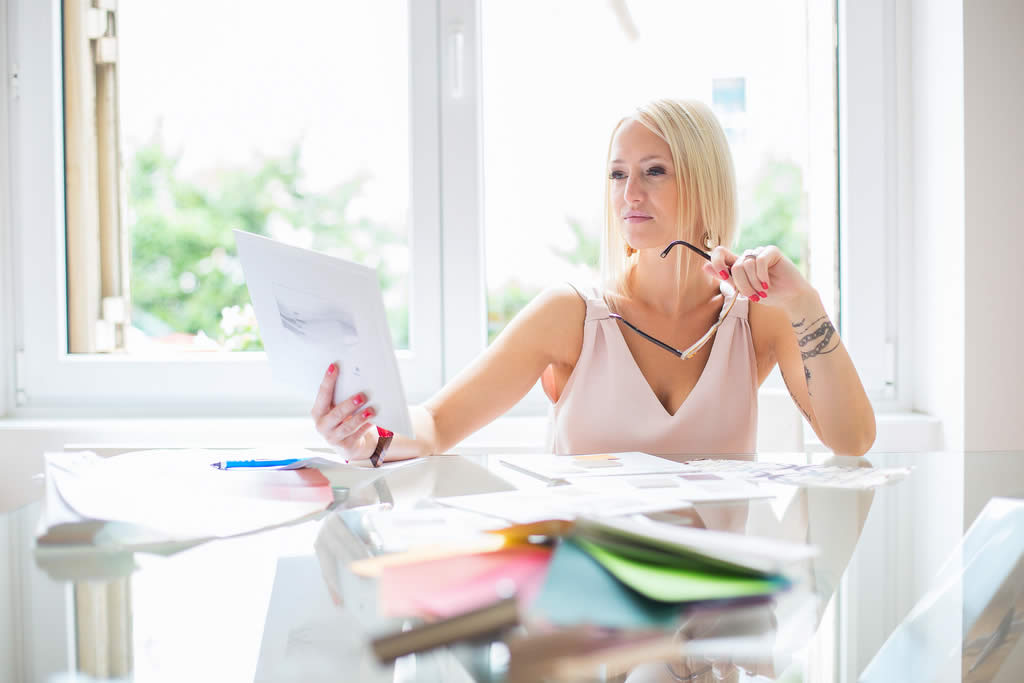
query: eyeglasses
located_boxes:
[608,240,739,360]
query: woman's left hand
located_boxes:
[704,245,815,311]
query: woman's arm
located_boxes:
[312,284,585,460]
[772,291,876,456]
[707,245,875,456]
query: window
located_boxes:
[116,1,413,354]
[481,0,838,351]
[10,0,442,412]
[5,0,901,416]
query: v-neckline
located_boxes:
[606,298,728,419]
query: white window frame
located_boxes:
[3,0,910,420]
[6,0,442,416]
[838,0,914,412]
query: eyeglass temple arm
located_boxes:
[607,314,684,359]
[660,240,712,261]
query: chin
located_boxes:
[623,232,669,252]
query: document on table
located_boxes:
[498,452,687,484]
[38,450,335,544]
[677,458,913,489]
[433,484,693,525]
[574,472,774,503]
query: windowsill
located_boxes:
[803,412,944,453]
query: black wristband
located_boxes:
[370,427,393,468]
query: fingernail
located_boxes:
[750,294,760,302]
[761,281,769,289]
[361,409,374,419]
[353,393,365,406]
[327,364,336,375]
[719,270,729,279]
[758,291,767,298]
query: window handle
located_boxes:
[450,25,464,99]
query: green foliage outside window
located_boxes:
[128,134,409,351]
[734,160,807,272]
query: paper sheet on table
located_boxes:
[530,539,682,630]
[378,546,552,619]
[574,471,774,503]
[433,484,692,525]
[677,458,913,489]
[576,516,818,576]
[574,538,787,604]
[46,450,333,541]
[499,452,686,483]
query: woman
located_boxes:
[311,99,875,461]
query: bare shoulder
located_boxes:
[492,282,587,369]
[519,283,587,363]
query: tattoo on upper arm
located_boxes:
[791,316,840,396]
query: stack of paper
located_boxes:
[496,452,774,504]
[36,450,336,550]
[377,545,553,619]
[677,458,913,489]
[530,516,816,631]
[365,512,817,661]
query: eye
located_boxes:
[608,170,626,180]
[646,166,666,176]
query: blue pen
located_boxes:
[212,458,303,470]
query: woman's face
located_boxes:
[608,118,679,252]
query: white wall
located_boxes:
[846,0,1024,678]
[962,0,1024,452]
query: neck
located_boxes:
[627,249,720,316]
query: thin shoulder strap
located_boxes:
[565,281,587,302]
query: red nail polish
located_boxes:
[327,364,336,375]
[353,394,365,406]
[758,291,767,298]
[761,281,769,289]
[719,270,729,279]
[362,409,374,419]
[750,294,760,302]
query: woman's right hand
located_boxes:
[311,363,378,461]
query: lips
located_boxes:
[624,213,652,223]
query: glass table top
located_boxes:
[4,451,1024,682]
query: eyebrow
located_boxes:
[609,155,669,165]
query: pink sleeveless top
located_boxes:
[550,285,758,457]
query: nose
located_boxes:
[623,172,645,204]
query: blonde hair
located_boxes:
[600,99,737,296]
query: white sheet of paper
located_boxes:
[576,472,774,503]
[234,230,413,437]
[580,515,819,574]
[48,450,330,540]
[498,452,687,483]
[677,458,912,489]
[433,485,693,525]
